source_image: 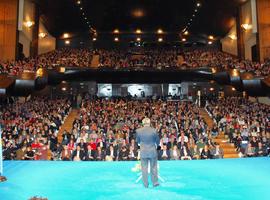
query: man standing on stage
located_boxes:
[136,117,160,188]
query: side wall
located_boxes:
[0,0,18,61]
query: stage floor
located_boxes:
[0,158,269,200]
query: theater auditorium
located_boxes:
[0,0,269,200]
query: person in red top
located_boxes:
[88,139,97,150]
[67,139,75,152]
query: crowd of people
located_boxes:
[183,49,270,76]
[98,49,180,69]
[1,95,269,161]
[0,97,71,160]
[0,48,93,76]
[1,97,225,161]
[1,47,269,77]
[206,97,270,157]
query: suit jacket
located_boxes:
[72,150,85,161]
[136,126,160,158]
[105,148,117,160]
[180,148,191,157]
[85,150,96,161]
[158,149,171,160]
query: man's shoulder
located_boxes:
[137,126,156,133]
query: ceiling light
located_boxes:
[114,37,119,42]
[131,9,145,18]
[65,40,70,45]
[136,37,141,42]
[25,21,34,28]
[136,29,142,34]
[39,32,47,38]
[62,87,67,91]
[208,41,213,45]
[158,38,163,42]
[93,37,97,41]
[63,33,69,38]
[80,7,83,10]
[113,29,120,34]
[232,87,236,91]
[208,35,214,40]
[195,9,198,12]
[157,29,163,34]
[196,2,201,7]
[209,87,214,91]
[183,30,189,35]
[77,1,81,5]
[182,38,186,42]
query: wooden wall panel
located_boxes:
[0,0,18,61]
[257,0,270,62]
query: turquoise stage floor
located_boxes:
[0,158,269,200]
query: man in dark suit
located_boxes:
[85,145,96,161]
[158,145,170,160]
[72,145,85,161]
[136,118,160,188]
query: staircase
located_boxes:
[91,54,100,68]
[200,108,214,129]
[57,109,78,143]
[213,132,239,158]
[200,108,239,158]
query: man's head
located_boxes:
[142,118,151,127]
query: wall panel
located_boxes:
[0,0,18,61]
[257,0,270,61]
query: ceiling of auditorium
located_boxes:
[39,0,242,38]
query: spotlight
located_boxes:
[63,33,69,38]
[158,38,163,42]
[136,37,141,42]
[93,37,97,41]
[208,41,213,45]
[209,87,214,91]
[208,35,214,40]
[80,7,83,10]
[136,29,142,34]
[114,37,119,42]
[157,29,163,34]
[62,87,67,91]
[77,0,81,5]
[65,40,70,45]
[113,29,120,34]
[196,2,201,7]
[183,30,189,35]
[182,38,186,42]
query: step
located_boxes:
[223,148,237,153]
[213,138,229,143]
[220,143,235,147]
[223,154,239,158]
[57,109,78,142]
